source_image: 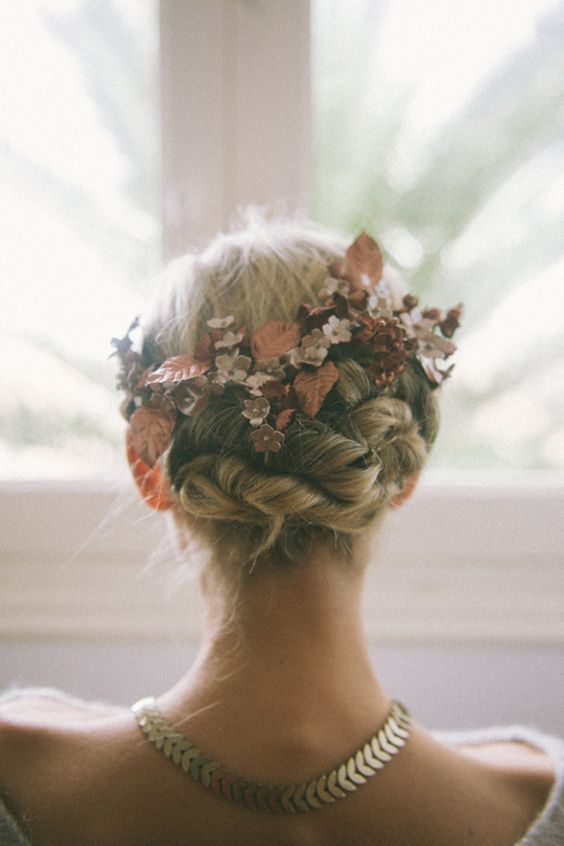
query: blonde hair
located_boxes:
[141,214,439,571]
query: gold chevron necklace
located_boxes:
[132,697,411,814]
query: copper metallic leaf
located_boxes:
[275,408,296,430]
[146,355,209,388]
[194,333,213,364]
[251,320,302,360]
[293,361,339,417]
[261,381,290,404]
[342,233,383,293]
[129,403,175,467]
[422,308,440,321]
[148,392,177,418]
[126,429,172,511]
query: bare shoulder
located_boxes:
[0,690,122,777]
[0,690,122,792]
[0,692,132,845]
[458,737,556,791]
[0,690,121,725]
[453,735,557,835]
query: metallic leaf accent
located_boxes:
[305,780,323,809]
[131,697,410,814]
[378,728,397,756]
[337,762,356,792]
[363,741,384,770]
[371,736,392,763]
[385,721,404,749]
[280,784,296,813]
[327,769,346,799]
[356,748,375,778]
[293,782,309,812]
[389,715,409,741]
[347,754,367,785]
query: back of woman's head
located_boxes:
[120,213,456,575]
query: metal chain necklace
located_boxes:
[132,697,411,814]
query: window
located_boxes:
[312,0,564,476]
[2,1,563,659]
[0,0,159,479]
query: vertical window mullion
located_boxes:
[160,0,311,261]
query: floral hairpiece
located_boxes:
[112,233,462,470]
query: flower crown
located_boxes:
[112,233,462,470]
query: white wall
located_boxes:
[1,640,562,735]
[2,481,563,734]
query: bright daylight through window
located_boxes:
[313,0,564,477]
[0,0,159,479]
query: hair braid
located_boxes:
[140,216,441,571]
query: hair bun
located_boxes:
[348,395,428,488]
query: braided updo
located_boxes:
[141,216,439,569]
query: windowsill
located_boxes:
[3,468,564,491]
[2,477,563,646]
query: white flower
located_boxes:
[245,372,275,396]
[368,292,388,318]
[242,397,271,427]
[215,330,244,350]
[286,347,303,368]
[296,329,331,366]
[256,357,286,380]
[250,423,285,453]
[368,279,394,318]
[322,315,352,344]
[319,276,350,301]
[207,316,234,329]
[398,307,423,338]
[215,353,252,383]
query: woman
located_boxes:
[0,217,561,845]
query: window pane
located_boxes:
[312,0,564,474]
[0,0,159,479]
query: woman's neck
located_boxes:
[160,543,391,770]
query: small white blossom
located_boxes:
[368,279,394,318]
[207,316,234,329]
[322,315,352,344]
[286,347,303,368]
[250,423,285,453]
[256,357,286,380]
[368,292,391,318]
[398,307,422,338]
[242,397,271,427]
[297,329,331,366]
[215,330,244,350]
[215,353,252,384]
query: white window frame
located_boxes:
[1,0,563,649]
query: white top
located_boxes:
[1,690,563,845]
